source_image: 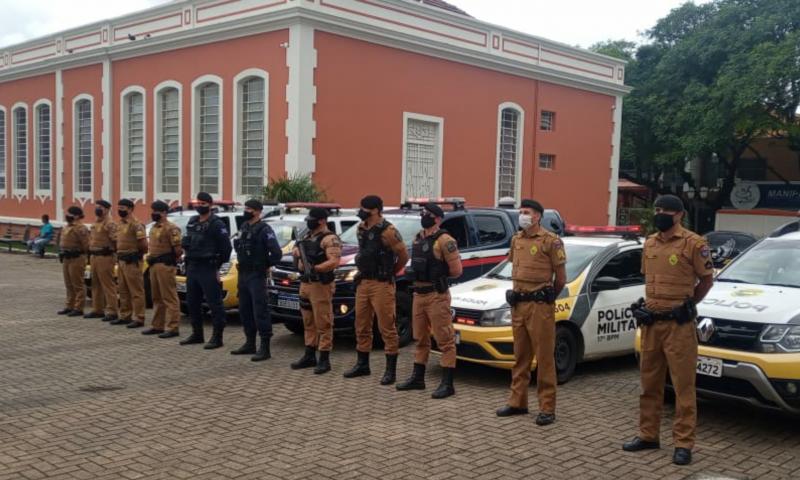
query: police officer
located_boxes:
[179,192,232,350]
[231,199,283,361]
[85,199,119,321]
[623,194,713,466]
[57,206,90,317]
[290,207,342,374]
[496,199,566,426]
[396,203,463,398]
[344,195,409,384]
[142,201,184,339]
[112,199,148,328]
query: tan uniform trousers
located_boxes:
[639,320,698,449]
[508,300,556,414]
[412,291,456,368]
[149,263,180,332]
[90,255,118,316]
[118,259,145,321]
[300,281,335,352]
[355,279,399,354]
[63,256,87,311]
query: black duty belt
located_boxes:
[118,252,143,263]
[147,254,177,266]
[413,285,447,295]
[506,287,555,306]
[90,248,114,256]
[60,250,83,259]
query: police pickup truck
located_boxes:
[268,198,564,348]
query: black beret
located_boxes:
[360,195,383,211]
[196,192,213,204]
[118,198,135,208]
[95,199,111,209]
[308,207,329,220]
[520,199,544,215]
[654,194,685,212]
[67,206,84,216]
[151,200,170,212]
[244,199,263,211]
[422,203,445,218]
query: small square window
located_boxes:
[540,111,555,131]
[539,153,555,170]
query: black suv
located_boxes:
[268,199,564,347]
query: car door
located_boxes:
[580,248,644,358]
[469,213,514,275]
[439,215,479,282]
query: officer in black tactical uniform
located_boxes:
[179,192,233,350]
[231,199,283,361]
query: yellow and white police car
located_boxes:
[444,226,644,383]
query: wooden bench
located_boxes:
[0,223,31,252]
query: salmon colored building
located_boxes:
[0,0,628,226]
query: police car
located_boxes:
[444,226,645,383]
[642,223,800,415]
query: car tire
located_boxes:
[284,318,304,336]
[371,290,414,350]
[555,324,578,384]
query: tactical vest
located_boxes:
[236,221,270,270]
[299,231,335,284]
[643,234,697,307]
[89,219,114,251]
[183,215,223,261]
[511,233,555,285]
[355,221,395,281]
[116,220,142,254]
[60,224,86,252]
[410,230,449,283]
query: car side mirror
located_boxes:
[593,276,621,292]
[550,219,562,234]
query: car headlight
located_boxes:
[759,325,800,353]
[335,267,359,282]
[219,262,233,276]
[480,308,512,326]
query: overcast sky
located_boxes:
[0,0,710,50]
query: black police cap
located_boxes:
[423,203,445,218]
[360,195,383,211]
[151,200,170,212]
[95,199,111,209]
[244,199,263,211]
[520,199,544,214]
[654,194,685,212]
[196,192,213,204]
[308,207,329,220]
[118,198,135,208]
[67,206,84,216]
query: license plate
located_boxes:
[454,330,461,345]
[696,355,722,377]
[277,295,300,311]
[176,282,187,293]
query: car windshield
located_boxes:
[340,215,421,246]
[717,239,800,288]
[267,222,303,248]
[484,242,603,283]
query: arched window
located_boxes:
[195,81,221,195]
[155,85,181,196]
[74,98,93,194]
[496,104,524,202]
[35,102,51,192]
[122,89,145,194]
[236,74,267,197]
[12,105,28,193]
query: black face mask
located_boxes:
[94,207,104,217]
[654,213,675,232]
[357,209,370,221]
[151,213,162,222]
[196,206,211,215]
[421,215,436,229]
[65,215,75,223]
[242,211,255,221]
[118,209,129,218]
[306,219,320,231]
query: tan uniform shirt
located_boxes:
[413,231,460,287]
[89,217,118,251]
[319,230,342,269]
[642,226,713,311]
[60,223,90,253]
[509,228,566,292]
[148,220,182,256]
[116,218,146,254]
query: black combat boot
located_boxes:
[380,354,398,385]
[431,367,455,399]
[396,363,426,391]
[291,346,317,369]
[251,336,272,362]
[179,327,204,345]
[204,329,224,350]
[230,336,256,355]
[343,351,371,378]
[314,351,331,374]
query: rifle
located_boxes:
[296,240,318,282]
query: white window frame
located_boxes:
[154,80,183,202]
[119,86,147,201]
[494,102,525,203]
[190,74,224,198]
[33,99,53,199]
[540,110,556,132]
[400,112,444,201]
[232,68,269,202]
[72,94,94,202]
[11,102,29,200]
[539,153,556,171]
[0,105,7,199]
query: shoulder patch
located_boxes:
[446,240,457,253]
[700,245,710,258]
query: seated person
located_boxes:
[27,215,54,257]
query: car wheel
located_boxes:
[555,325,578,384]
[284,318,304,336]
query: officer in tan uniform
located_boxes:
[344,195,409,385]
[112,198,148,328]
[57,206,90,317]
[496,199,566,426]
[396,203,463,398]
[290,207,342,375]
[142,200,183,339]
[85,199,119,321]
[623,194,714,466]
